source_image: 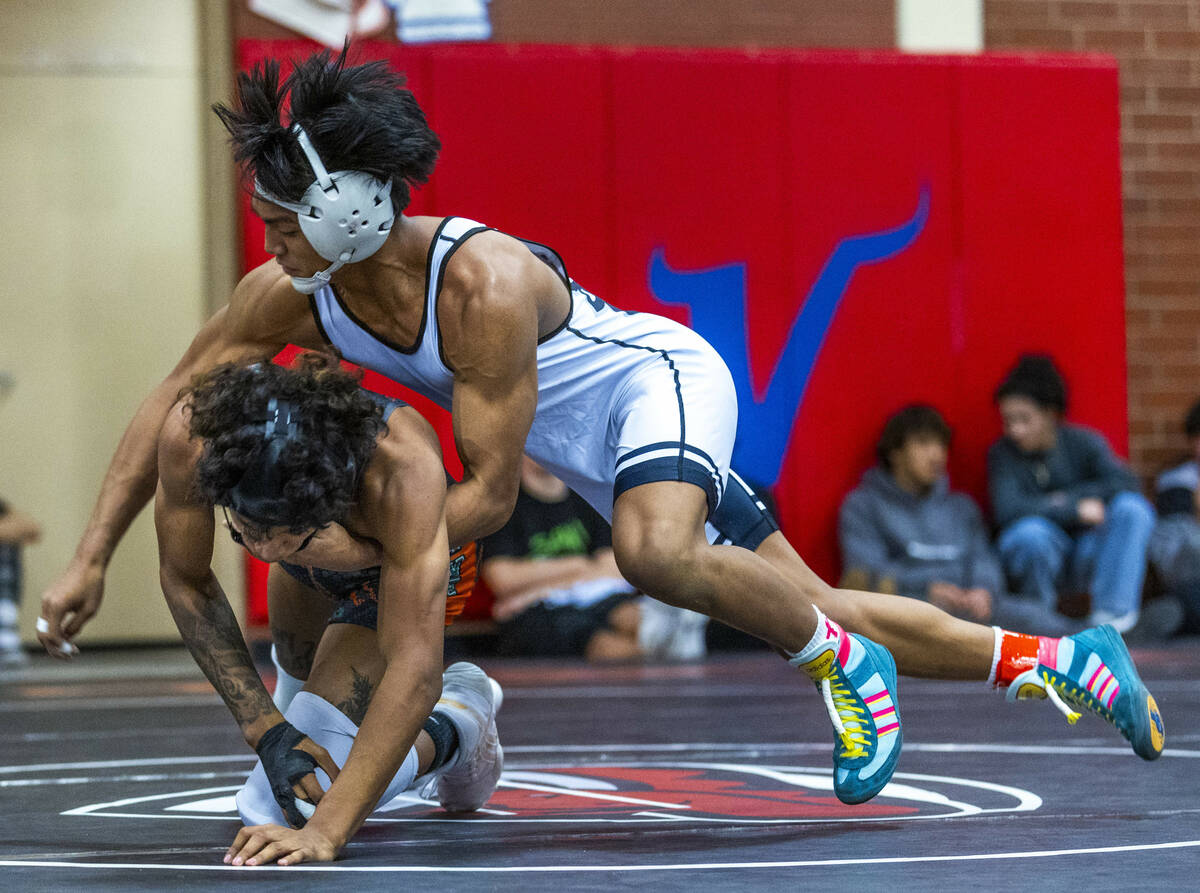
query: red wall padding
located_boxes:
[235,41,1125,623]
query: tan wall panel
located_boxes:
[0,1,243,645]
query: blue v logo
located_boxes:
[649,185,930,486]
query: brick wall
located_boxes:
[988,0,1200,479]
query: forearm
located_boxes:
[444,473,514,546]
[162,571,282,746]
[303,661,440,848]
[74,380,181,568]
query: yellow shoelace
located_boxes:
[1041,670,1114,727]
[820,674,870,760]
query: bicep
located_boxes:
[443,259,541,497]
[450,355,537,490]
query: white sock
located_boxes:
[987,626,1003,687]
[270,644,306,714]
[788,605,840,663]
[235,690,420,826]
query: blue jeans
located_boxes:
[996,492,1155,617]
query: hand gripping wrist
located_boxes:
[254,720,320,828]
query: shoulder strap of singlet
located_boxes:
[365,390,407,423]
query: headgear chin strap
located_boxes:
[255,123,394,295]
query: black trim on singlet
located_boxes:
[327,284,425,355]
[615,456,719,515]
[537,283,576,345]
[519,237,574,345]
[518,237,571,291]
[305,293,340,354]
[565,324,689,485]
[318,218,455,356]
[617,440,721,479]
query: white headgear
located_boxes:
[255,124,394,294]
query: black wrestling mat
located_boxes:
[1,643,1197,892]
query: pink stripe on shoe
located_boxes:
[1105,684,1120,710]
[876,722,900,736]
[1038,636,1059,669]
[837,631,851,666]
[864,691,889,706]
[1088,664,1106,690]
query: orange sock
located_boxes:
[990,628,1056,688]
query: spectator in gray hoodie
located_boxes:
[988,354,1155,635]
[839,404,1069,633]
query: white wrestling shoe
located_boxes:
[419,662,504,812]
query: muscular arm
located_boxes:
[440,238,550,545]
[38,266,315,654]
[154,407,283,746]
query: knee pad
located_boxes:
[235,691,421,825]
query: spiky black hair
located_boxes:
[212,46,440,212]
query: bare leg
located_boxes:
[755,532,994,679]
[267,566,335,682]
[612,482,993,679]
[611,482,817,652]
[303,621,435,770]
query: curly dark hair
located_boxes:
[185,356,387,532]
[212,45,440,214]
[994,353,1068,414]
[876,404,952,470]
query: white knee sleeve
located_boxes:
[270,644,306,714]
[235,690,421,825]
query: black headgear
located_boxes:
[226,398,304,527]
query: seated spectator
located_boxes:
[988,354,1158,635]
[480,456,707,662]
[839,404,1072,633]
[0,499,41,666]
[1148,397,1200,633]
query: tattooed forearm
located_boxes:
[164,574,276,733]
[336,667,377,725]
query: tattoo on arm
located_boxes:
[167,575,276,733]
[336,667,376,726]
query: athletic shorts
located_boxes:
[495,593,640,658]
[277,541,479,630]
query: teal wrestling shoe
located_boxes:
[1007,624,1164,761]
[792,629,902,804]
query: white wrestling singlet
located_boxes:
[308,216,739,523]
